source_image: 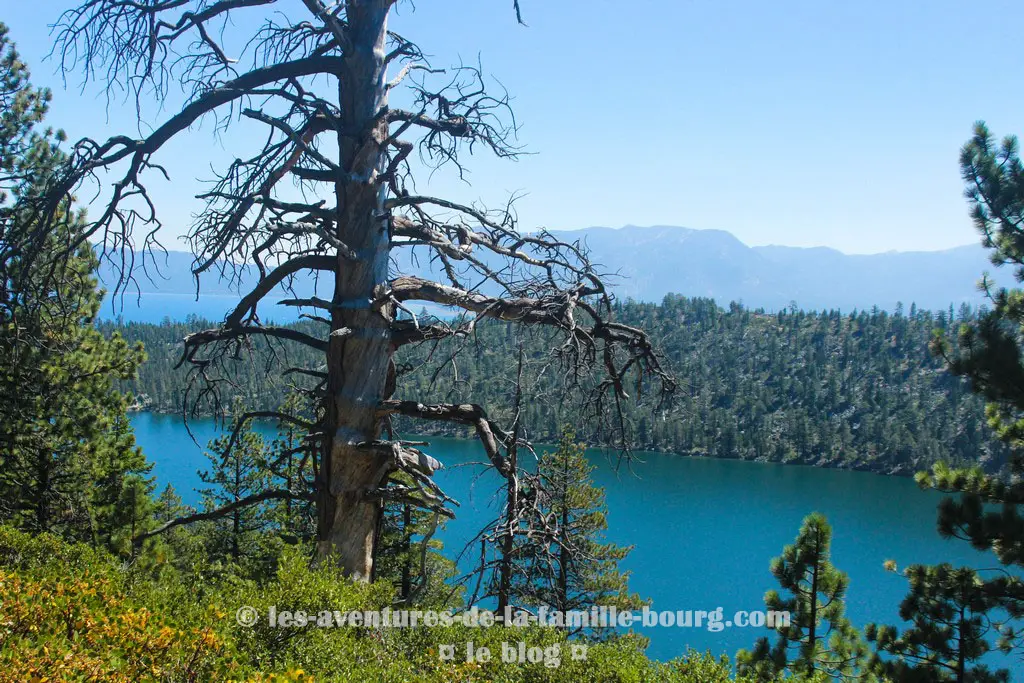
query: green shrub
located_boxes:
[0,525,801,682]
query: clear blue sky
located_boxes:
[4,0,1023,254]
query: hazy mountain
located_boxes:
[97,225,1012,322]
[558,225,1012,313]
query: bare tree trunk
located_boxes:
[316,0,394,579]
[497,343,525,615]
[806,535,820,666]
[557,456,570,612]
[496,462,519,616]
[956,604,966,683]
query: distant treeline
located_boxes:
[103,296,1005,476]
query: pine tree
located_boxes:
[375,492,456,605]
[866,564,1008,683]
[262,391,318,545]
[144,485,207,575]
[533,427,646,635]
[923,122,1024,655]
[737,513,869,681]
[89,413,155,553]
[0,23,148,551]
[198,410,276,571]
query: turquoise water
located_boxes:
[129,412,1012,670]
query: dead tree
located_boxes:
[496,341,527,617]
[41,0,675,579]
[457,331,609,617]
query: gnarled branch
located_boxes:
[134,489,313,545]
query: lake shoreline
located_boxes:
[128,412,1014,670]
[126,406,922,479]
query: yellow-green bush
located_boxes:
[0,526,796,682]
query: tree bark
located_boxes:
[496,464,518,616]
[806,533,820,670]
[557,455,570,612]
[497,344,524,614]
[316,0,395,579]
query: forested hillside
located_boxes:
[106,296,1004,476]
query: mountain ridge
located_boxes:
[97,225,1010,322]
[550,225,1008,312]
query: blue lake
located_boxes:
[129,411,1013,671]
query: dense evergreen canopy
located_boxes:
[0,23,147,551]
[106,295,1003,475]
